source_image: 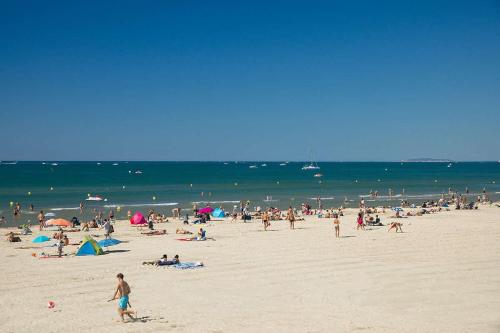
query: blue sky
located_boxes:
[1,1,499,161]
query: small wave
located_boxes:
[104,202,179,208]
[192,200,240,204]
[359,194,402,199]
[50,207,80,211]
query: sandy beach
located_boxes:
[1,205,500,333]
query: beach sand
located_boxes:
[1,206,500,333]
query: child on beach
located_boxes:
[262,210,270,231]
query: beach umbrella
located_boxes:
[32,235,51,243]
[130,211,147,225]
[45,218,72,227]
[392,207,404,212]
[198,206,214,214]
[97,238,122,247]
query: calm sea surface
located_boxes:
[1,161,498,226]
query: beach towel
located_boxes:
[172,262,204,269]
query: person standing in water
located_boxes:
[110,273,135,322]
[287,206,295,230]
[333,214,340,238]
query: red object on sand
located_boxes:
[130,212,147,225]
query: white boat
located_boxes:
[302,162,320,170]
[86,196,103,201]
[261,163,267,167]
[249,165,258,169]
[279,163,287,166]
[51,163,58,166]
[112,163,119,166]
[134,170,143,174]
[96,162,101,165]
[314,173,323,178]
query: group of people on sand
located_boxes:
[142,254,180,266]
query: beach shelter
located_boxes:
[97,238,122,248]
[130,211,147,225]
[32,235,51,243]
[76,236,104,256]
[198,206,214,214]
[212,208,225,218]
[46,218,72,227]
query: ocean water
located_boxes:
[0,161,499,227]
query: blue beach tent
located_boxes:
[97,238,121,248]
[212,208,225,218]
[32,235,51,243]
[76,236,104,256]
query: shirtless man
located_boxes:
[262,210,270,231]
[110,273,135,322]
[37,210,45,231]
[333,214,340,238]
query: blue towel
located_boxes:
[173,262,204,270]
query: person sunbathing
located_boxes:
[141,229,167,236]
[7,232,21,242]
[176,228,193,234]
[388,221,403,233]
[143,254,180,266]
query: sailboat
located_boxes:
[302,162,320,170]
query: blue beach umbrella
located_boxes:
[32,235,51,243]
[392,207,404,212]
[97,238,122,247]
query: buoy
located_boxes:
[355,180,358,183]
[50,187,54,191]
[47,301,55,309]
[434,180,438,182]
[276,181,280,184]
[87,193,91,197]
[9,201,13,207]
[28,191,31,195]
[190,184,193,187]
[234,182,238,186]
[122,186,126,189]
[152,196,156,200]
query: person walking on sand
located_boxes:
[110,273,136,322]
[262,210,270,231]
[356,212,365,230]
[287,206,295,230]
[37,210,45,231]
[333,214,340,238]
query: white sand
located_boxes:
[1,206,500,333]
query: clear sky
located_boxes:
[1,1,499,161]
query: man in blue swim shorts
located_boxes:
[110,273,136,322]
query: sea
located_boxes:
[1,161,499,227]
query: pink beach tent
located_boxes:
[198,206,214,214]
[130,211,147,225]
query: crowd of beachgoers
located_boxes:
[1,188,497,323]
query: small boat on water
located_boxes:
[86,196,104,201]
[261,163,267,167]
[279,163,287,166]
[51,163,58,166]
[112,163,119,166]
[302,162,320,170]
[134,170,143,174]
[249,165,258,169]
[314,173,323,178]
